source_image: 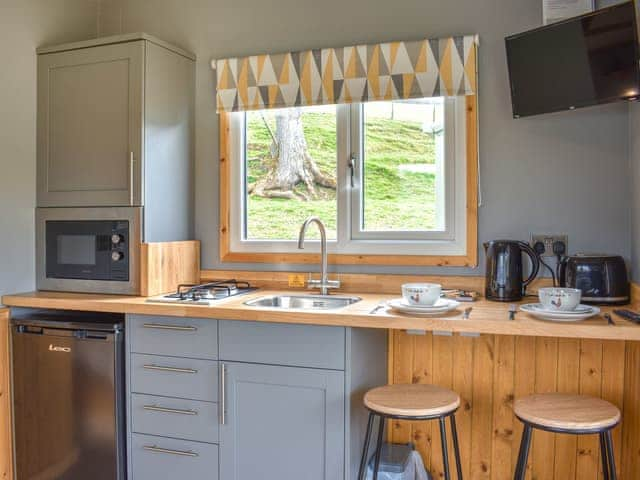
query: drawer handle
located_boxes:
[143,323,197,332]
[143,445,198,457]
[143,364,198,374]
[143,405,198,416]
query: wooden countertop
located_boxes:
[2,290,640,341]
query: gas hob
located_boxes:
[147,279,257,305]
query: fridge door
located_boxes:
[12,326,124,480]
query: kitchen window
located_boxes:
[240,105,339,242]
[352,97,463,244]
[221,96,477,266]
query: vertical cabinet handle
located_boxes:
[220,363,226,425]
[129,151,135,205]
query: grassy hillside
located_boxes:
[245,110,437,240]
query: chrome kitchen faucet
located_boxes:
[297,217,340,295]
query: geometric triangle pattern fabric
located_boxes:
[216,35,479,113]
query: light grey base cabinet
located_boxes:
[125,315,387,480]
[220,362,344,480]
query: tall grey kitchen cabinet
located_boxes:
[36,34,194,240]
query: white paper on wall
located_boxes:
[543,0,595,24]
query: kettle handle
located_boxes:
[518,241,541,289]
[557,257,568,287]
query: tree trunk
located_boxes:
[251,108,336,200]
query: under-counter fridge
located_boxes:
[11,311,125,480]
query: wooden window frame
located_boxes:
[218,95,478,267]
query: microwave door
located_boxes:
[45,221,120,281]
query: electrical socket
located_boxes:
[530,234,568,257]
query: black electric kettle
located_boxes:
[484,240,540,302]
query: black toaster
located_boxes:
[559,254,630,305]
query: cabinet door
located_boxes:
[37,41,144,207]
[220,362,345,480]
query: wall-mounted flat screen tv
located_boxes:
[505,1,640,118]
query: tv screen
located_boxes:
[505,1,640,118]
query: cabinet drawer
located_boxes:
[132,433,218,480]
[219,320,345,370]
[131,354,218,402]
[129,315,218,359]
[131,394,218,444]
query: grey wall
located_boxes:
[97,0,632,277]
[630,3,640,282]
[630,104,640,281]
[0,0,99,296]
[0,0,630,300]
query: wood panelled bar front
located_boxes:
[388,331,640,479]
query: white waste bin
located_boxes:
[365,443,431,480]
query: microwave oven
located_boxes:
[36,207,141,294]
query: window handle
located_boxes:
[348,154,357,188]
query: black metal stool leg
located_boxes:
[450,414,463,480]
[604,429,617,480]
[514,424,532,480]
[600,432,610,480]
[372,415,386,480]
[439,416,452,480]
[357,412,375,480]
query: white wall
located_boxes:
[96,0,632,276]
[0,0,98,296]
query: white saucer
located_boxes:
[396,298,454,309]
[387,298,460,316]
[528,303,593,314]
[520,303,600,322]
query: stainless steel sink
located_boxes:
[244,294,361,310]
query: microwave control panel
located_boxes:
[108,221,129,281]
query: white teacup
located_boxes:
[538,287,582,311]
[401,283,442,306]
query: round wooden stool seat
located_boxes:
[514,393,621,432]
[364,384,460,418]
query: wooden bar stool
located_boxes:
[513,393,621,480]
[357,384,463,480]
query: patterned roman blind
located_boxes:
[215,35,478,113]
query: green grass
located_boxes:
[245,110,437,240]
